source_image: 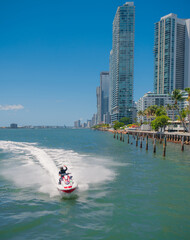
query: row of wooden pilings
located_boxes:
[113,131,186,157]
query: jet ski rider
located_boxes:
[59,165,68,184]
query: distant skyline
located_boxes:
[0,0,189,126]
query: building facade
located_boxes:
[91,113,97,127]
[96,72,110,124]
[110,2,135,123]
[137,92,175,122]
[154,13,190,94]
[87,120,92,128]
[100,72,110,123]
[137,91,189,122]
[109,50,113,114]
[10,123,18,129]
[74,120,81,128]
[96,86,101,124]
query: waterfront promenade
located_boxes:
[99,128,190,145]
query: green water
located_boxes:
[0,129,190,240]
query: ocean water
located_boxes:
[0,128,190,240]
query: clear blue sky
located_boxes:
[0,0,189,126]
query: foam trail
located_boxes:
[0,141,58,183]
[0,141,59,196]
[0,141,117,197]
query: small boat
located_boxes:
[57,173,78,194]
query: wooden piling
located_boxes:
[127,133,129,144]
[136,135,138,147]
[181,136,184,151]
[163,137,166,157]
[153,138,156,154]
[146,135,148,151]
[159,133,162,144]
[140,137,142,148]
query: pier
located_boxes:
[126,130,190,145]
[111,129,190,145]
[108,128,190,156]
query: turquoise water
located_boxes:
[0,128,190,240]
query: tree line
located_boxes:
[138,88,190,132]
[92,88,190,133]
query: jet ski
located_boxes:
[57,173,78,194]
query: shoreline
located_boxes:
[95,128,190,145]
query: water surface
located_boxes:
[0,128,190,239]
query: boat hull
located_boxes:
[58,186,77,194]
[57,181,78,194]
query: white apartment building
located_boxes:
[154,13,190,94]
[137,91,189,122]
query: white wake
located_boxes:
[0,141,116,197]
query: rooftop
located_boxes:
[124,2,134,6]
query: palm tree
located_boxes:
[143,105,158,126]
[185,88,190,132]
[171,89,188,132]
[177,109,187,122]
[155,106,167,117]
[151,105,159,116]
[166,104,176,121]
[147,105,158,118]
[137,110,144,125]
[143,108,151,125]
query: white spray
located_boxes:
[0,141,117,197]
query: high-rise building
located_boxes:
[110,2,135,123]
[109,50,113,114]
[96,86,101,124]
[91,113,97,127]
[96,72,110,124]
[154,13,190,94]
[87,120,92,128]
[100,72,110,122]
[74,120,81,128]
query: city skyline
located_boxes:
[0,0,189,126]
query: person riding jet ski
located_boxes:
[59,165,68,176]
[59,166,68,184]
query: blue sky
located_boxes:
[0,0,189,126]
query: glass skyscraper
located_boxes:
[100,72,110,122]
[96,86,101,124]
[110,2,135,123]
[96,72,110,124]
[154,13,190,94]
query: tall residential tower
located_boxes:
[96,72,110,124]
[154,13,190,94]
[110,2,135,123]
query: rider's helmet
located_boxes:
[60,167,63,170]
[63,165,67,170]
